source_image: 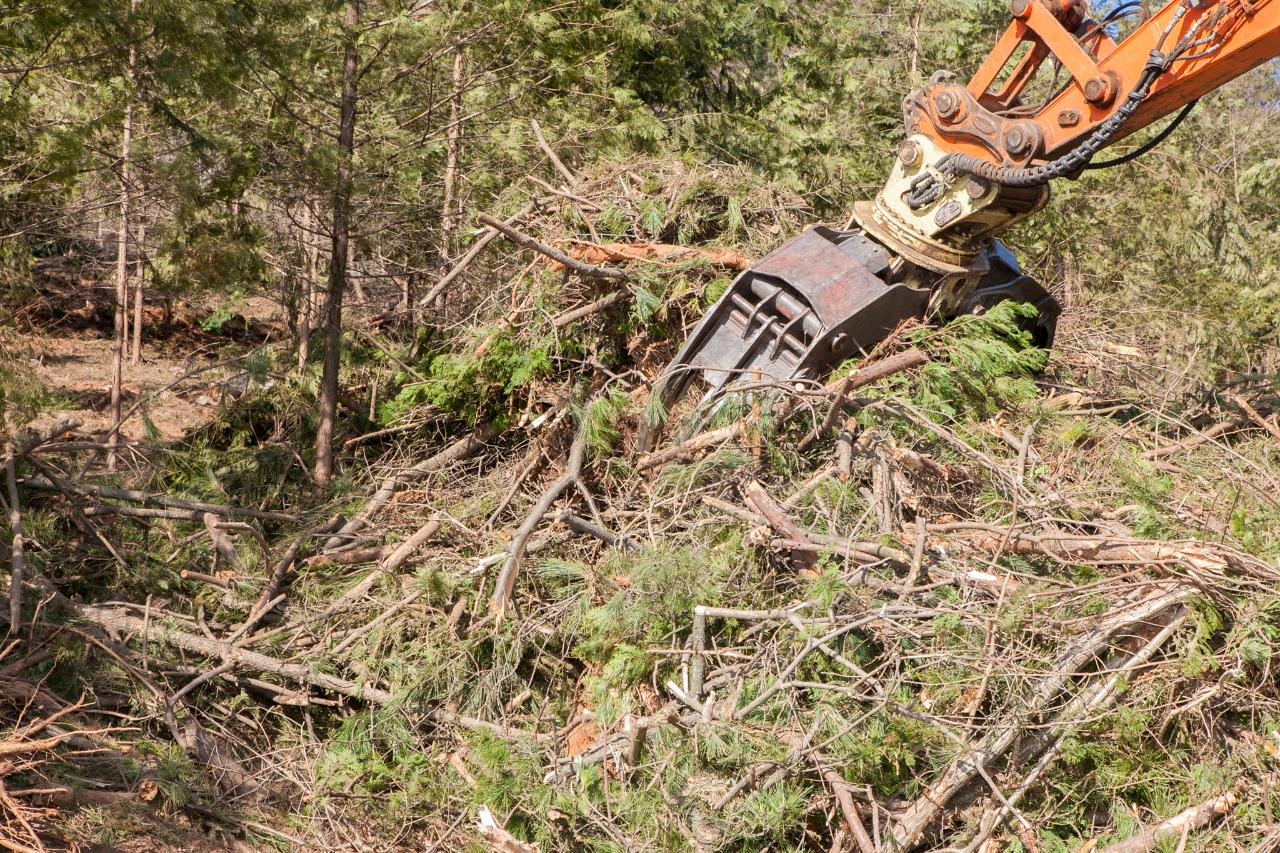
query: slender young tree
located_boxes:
[130,208,145,364]
[297,203,316,372]
[107,0,138,470]
[440,49,465,265]
[313,0,360,486]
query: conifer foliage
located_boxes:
[0,1,1279,851]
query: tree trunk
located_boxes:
[441,50,465,264]
[130,216,145,364]
[434,49,465,313]
[297,204,316,371]
[313,1,359,487]
[107,16,137,471]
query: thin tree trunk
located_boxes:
[399,269,414,313]
[350,241,365,305]
[297,205,315,371]
[107,13,137,471]
[436,50,465,312]
[130,217,145,364]
[6,447,25,634]
[313,1,359,486]
[441,50,465,262]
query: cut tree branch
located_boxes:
[478,214,628,281]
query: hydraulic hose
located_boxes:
[940,56,1168,188]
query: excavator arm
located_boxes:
[641,0,1280,450]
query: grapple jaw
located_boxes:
[650,225,930,413]
[639,225,1059,452]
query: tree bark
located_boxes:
[313,2,360,487]
[130,216,145,364]
[441,50,465,265]
[107,8,137,471]
[297,204,316,372]
[6,446,24,633]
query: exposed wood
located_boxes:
[1097,789,1239,853]
[477,214,628,281]
[742,480,818,571]
[478,805,540,853]
[491,427,588,620]
[562,241,751,270]
[79,604,394,704]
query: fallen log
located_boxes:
[1142,418,1242,459]
[957,530,1274,579]
[889,584,1196,850]
[23,478,296,523]
[79,604,394,704]
[1097,789,1239,853]
[550,290,629,329]
[959,605,1191,851]
[6,417,82,463]
[303,543,395,568]
[561,241,752,271]
[742,480,818,571]
[491,427,588,620]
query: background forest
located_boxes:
[1,0,1280,850]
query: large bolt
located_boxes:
[1004,125,1032,158]
[1009,0,1031,17]
[898,140,922,167]
[965,177,990,199]
[935,90,961,122]
[1084,76,1113,105]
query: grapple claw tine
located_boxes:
[637,226,930,452]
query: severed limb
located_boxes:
[890,584,1197,850]
[491,427,588,620]
[325,423,492,550]
[78,603,394,704]
[1096,789,1239,853]
[478,214,628,281]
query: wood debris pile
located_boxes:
[2,157,1280,851]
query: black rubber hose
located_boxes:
[1084,99,1195,169]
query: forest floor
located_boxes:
[2,159,1279,853]
[18,258,281,442]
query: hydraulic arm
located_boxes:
[644,0,1280,449]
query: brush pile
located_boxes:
[2,156,1280,852]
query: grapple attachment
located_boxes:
[649,225,930,413]
[639,225,1059,452]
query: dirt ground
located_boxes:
[19,258,283,443]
